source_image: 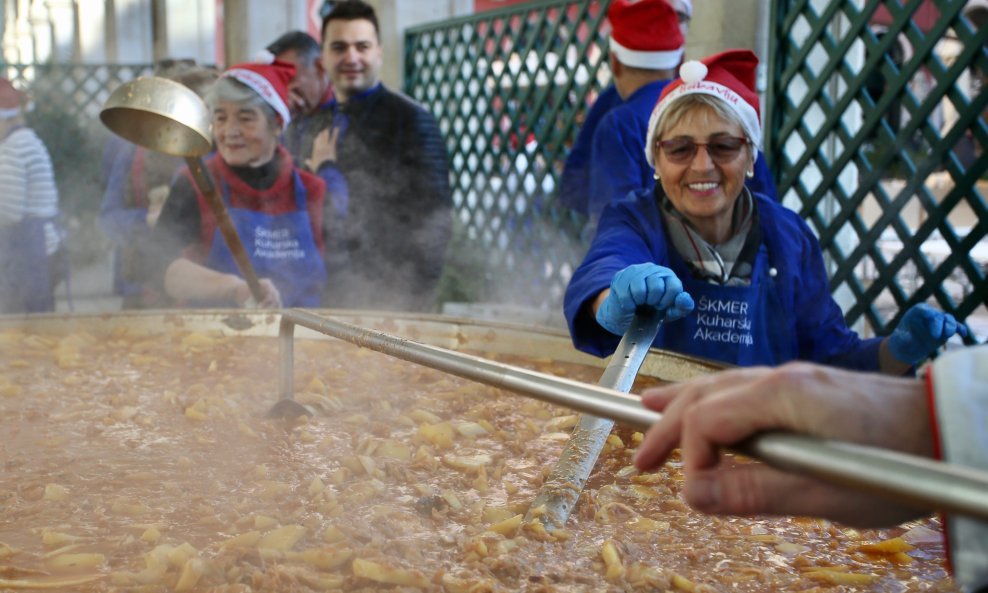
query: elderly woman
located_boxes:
[564,50,964,373]
[151,60,327,308]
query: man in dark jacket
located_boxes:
[285,0,452,312]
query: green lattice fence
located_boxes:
[1,63,152,121]
[766,0,988,340]
[0,63,153,210]
[405,0,611,310]
[0,63,153,264]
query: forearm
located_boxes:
[635,362,934,526]
[163,258,243,304]
[878,337,914,375]
[591,289,609,317]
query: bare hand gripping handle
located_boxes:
[277,309,988,525]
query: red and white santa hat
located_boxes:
[645,49,762,167]
[221,57,296,129]
[608,0,685,71]
[0,78,27,119]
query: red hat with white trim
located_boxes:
[221,59,296,130]
[645,49,762,167]
[608,0,685,71]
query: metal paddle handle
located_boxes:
[526,310,661,527]
[276,309,988,524]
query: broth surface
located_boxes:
[0,327,958,592]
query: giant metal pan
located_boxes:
[0,308,720,381]
[5,310,988,523]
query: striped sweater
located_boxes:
[0,126,62,254]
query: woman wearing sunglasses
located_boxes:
[564,49,964,373]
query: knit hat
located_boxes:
[0,78,27,119]
[221,59,296,129]
[645,49,762,167]
[608,0,685,71]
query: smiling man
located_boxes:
[285,0,452,312]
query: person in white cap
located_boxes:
[564,49,966,374]
[632,346,988,593]
[150,59,328,309]
[0,77,67,313]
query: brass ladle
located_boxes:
[100,77,313,419]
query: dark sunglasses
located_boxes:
[656,136,749,165]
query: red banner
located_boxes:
[308,0,322,39]
[215,0,225,66]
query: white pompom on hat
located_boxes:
[221,59,296,130]
[645,49,762,168]
[608,0,685,70]
[252,49,277,64]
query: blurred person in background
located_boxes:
[99,61,218,309]
[633,347,988,591]
[559,0,694,221]
[0,78,67,313]
[150,59,327,308]
[289,0,452,312]
[564,49,965,373]
[262,30,334,140]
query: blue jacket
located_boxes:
[587,80,779,221]
[564,187,882,370]
[558,85,623,215]
[587,80,671,220]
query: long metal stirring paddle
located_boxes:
[276,308,988,524]
[526,310,661,527]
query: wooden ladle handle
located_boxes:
[183,157,265,304]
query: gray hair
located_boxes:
[205,77,280,132]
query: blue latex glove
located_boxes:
[595,263,694,336]
[888,304,969,365]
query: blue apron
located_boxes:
[204,171,327,307]
[0,216,57,313]
[657,246,797,366]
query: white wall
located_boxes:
[106,0,154,63]
[2,0,467,69]
[375,0,472,89]
[78,0,109,62]
[166,0,216,64]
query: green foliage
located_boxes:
[24,74,111,265]
[25,87,103,217]
[434,219,492,308]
